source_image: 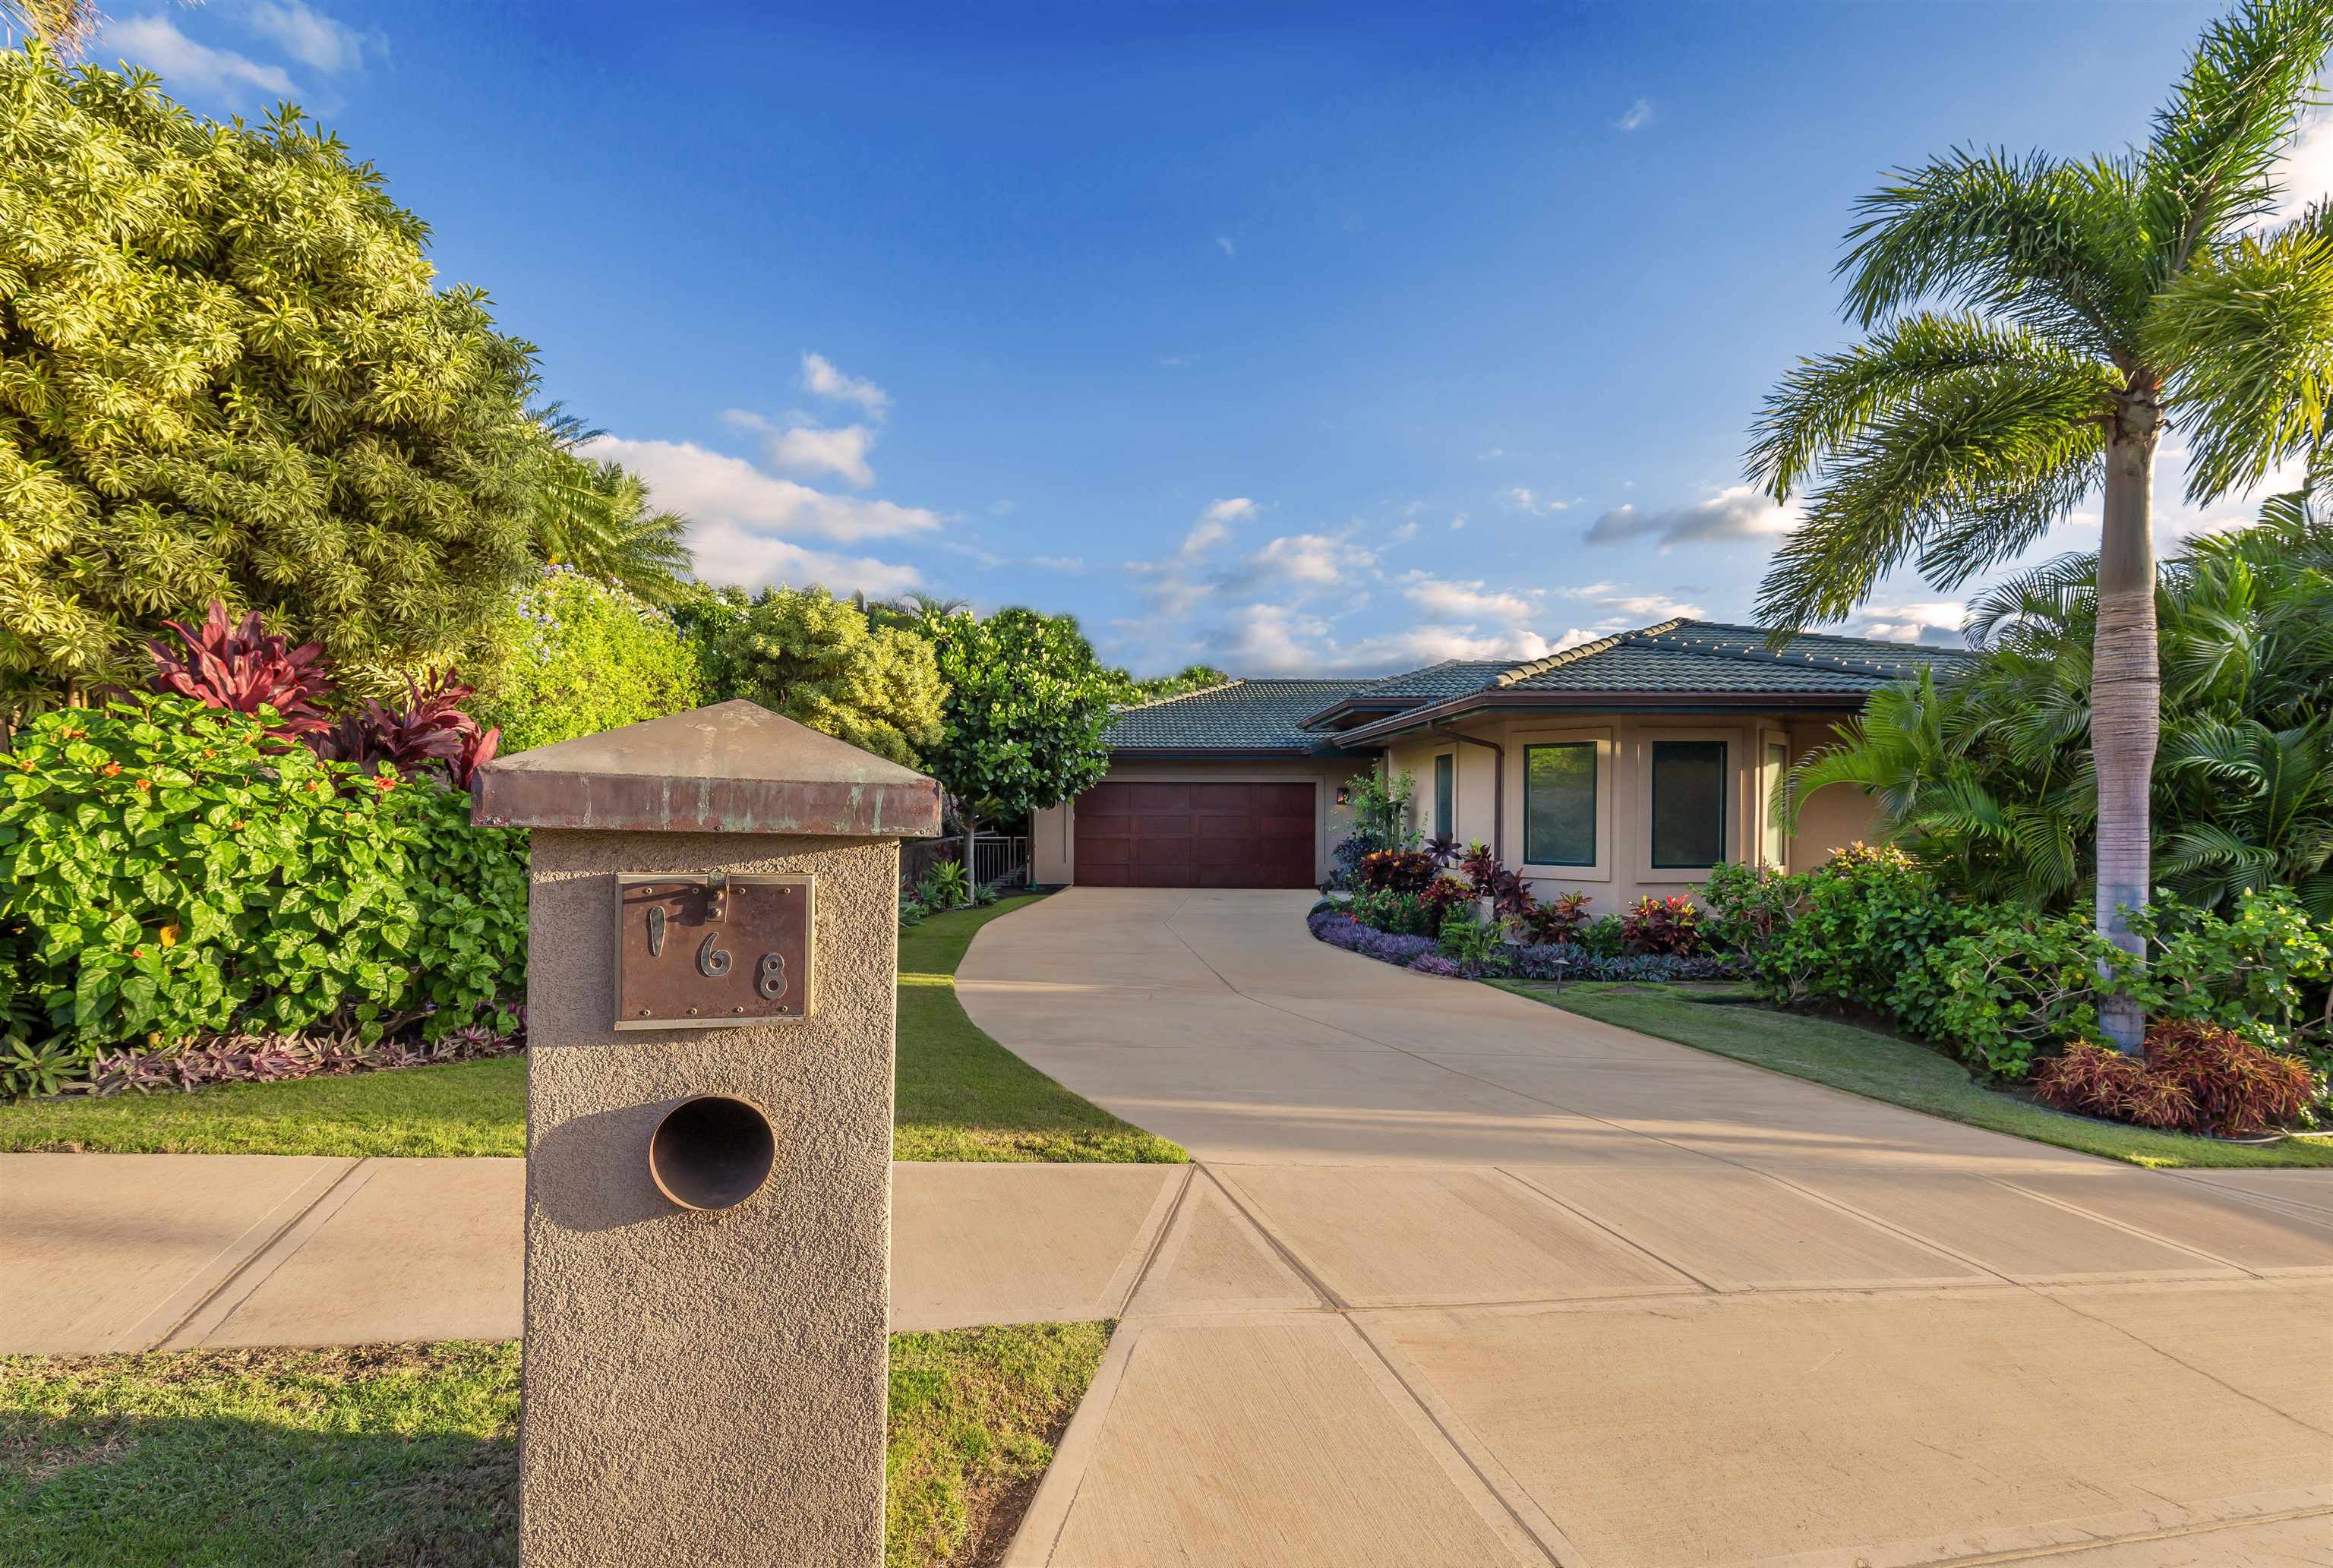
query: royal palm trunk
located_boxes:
[2091,399,2161,1052]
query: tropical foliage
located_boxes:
[1744,0,2333,1046]
[1108,664,1231,705]
[0,696,526,1099]
[679,585,945,767]
[1785,512,2333,919]
[920,607,1116,857]
[0,49,542,721]
[470,567,706,752]
[524,407,694,603]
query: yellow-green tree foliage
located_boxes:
[0,48,540,713]
[680,585,943,767]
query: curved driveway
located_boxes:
[961,889,2333,1568]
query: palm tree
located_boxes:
[3,3,100,57]
[527,407,693,603]
[1747,0,2333,1050]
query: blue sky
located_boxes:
[90,1,2326,677]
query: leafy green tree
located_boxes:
[1746,0,2333,1049]
[469,567,706,752]
[677,585,942,767]
[0,50,541,721]
[923,607,1116,897]
[526,406,693,603]
[1,2,95,57]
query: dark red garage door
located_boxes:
[1073,781,1318,888]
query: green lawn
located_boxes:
[1503,980,2333,1170]
[0,1058,529,1159]
[895,898,1184,1163]
[0,1324,1110,1568]
[0,895,1182,1163]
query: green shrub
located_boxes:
[0,696,526,1099]
[1437,913,1506,970]
[1350,888,1436,937]
[2124,890,2331,1049]
[1920,913,2126,1079]
[1575,913,1627,959]
[470,567,705,752]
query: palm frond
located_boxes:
[2148,224,2333,498]
[2141,0,2333,279]
[1754,365,2106,629]
[1837,148,2148,356]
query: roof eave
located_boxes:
[1331,688,1873,746]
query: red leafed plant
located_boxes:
[319,670,501,789]
[1359,848,1438,894]
[1456,841,1536,920]
[1418,875,1476,921]
[1621,894,1702,956]
[148,603,333,738]
[2035,1021,2318,1137]
[1518,890,1594,945]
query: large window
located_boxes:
[1650,741,1726,868]
[1523,743,1596,866]
[1433,753,1454,841]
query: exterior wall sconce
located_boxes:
[1335,784,1353,807]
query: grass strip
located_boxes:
[1500,980,2333,1170]
[0,1325,1111,1568]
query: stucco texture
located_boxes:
[520,829,896,1568]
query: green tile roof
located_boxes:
[1104,679,1362,751]
[1107,621,1977,752]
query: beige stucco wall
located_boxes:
[1033,756,1373,885]
[1382,712,1874,913]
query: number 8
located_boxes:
[756,952,788,1001]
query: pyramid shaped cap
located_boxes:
[471,699,942,838]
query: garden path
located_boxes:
[959,889,2333,1568]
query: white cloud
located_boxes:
[1388,521,1419,544]
[766,424,877,487]
[988,499,1016,516]
[1242,532,1374,588]
[1401,572,1540,623]
[582,436,939,543]
[107,14,296,95]
[1030,555,1084,572]
[800,352,891,418]
[1158,354,1195,368]
[1204,605,1569,678]
[1616,99,1654,132]
[686,519,921,598]
[1179,497,1254,556]
[2269,109,2333,223]
[1451,513,1468,531]
[1585,484,1798,549]
[1855,601,1967,645]
[242,1,374,73]
[1549,582,1706,625]
[1502,486,1574,515]
[1214,235,1236,257]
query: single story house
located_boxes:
[1032,618,1975,910]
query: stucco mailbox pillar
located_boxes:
[471,699,942,1568]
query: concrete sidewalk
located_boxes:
[2,1153,1186,1353]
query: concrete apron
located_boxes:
[958,889,2333,1568]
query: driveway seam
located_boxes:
[1202,1165,1353,1311]
[1904,1501,2333,1566]
[1491,1164,1721,1292]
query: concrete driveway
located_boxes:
[961,889,2333,1568]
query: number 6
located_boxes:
[696,932,732,978]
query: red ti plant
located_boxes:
[1418,875,1476,923]
[2036,1021,2316,1137]
[148,603,333,739]
[1359,848,1438,894]
[1457,841,1535,922]
[1517,890,1593,945]
[1621,894,1702,956]
[320,670,502,789]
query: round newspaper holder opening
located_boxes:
[649,1096,775,1211]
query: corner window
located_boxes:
[1650,741,1726,868]
[1433,753,1454,841]
[1523,743,1595,866]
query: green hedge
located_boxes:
[0,696,527,1099]
[1701,849,2331,1080]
